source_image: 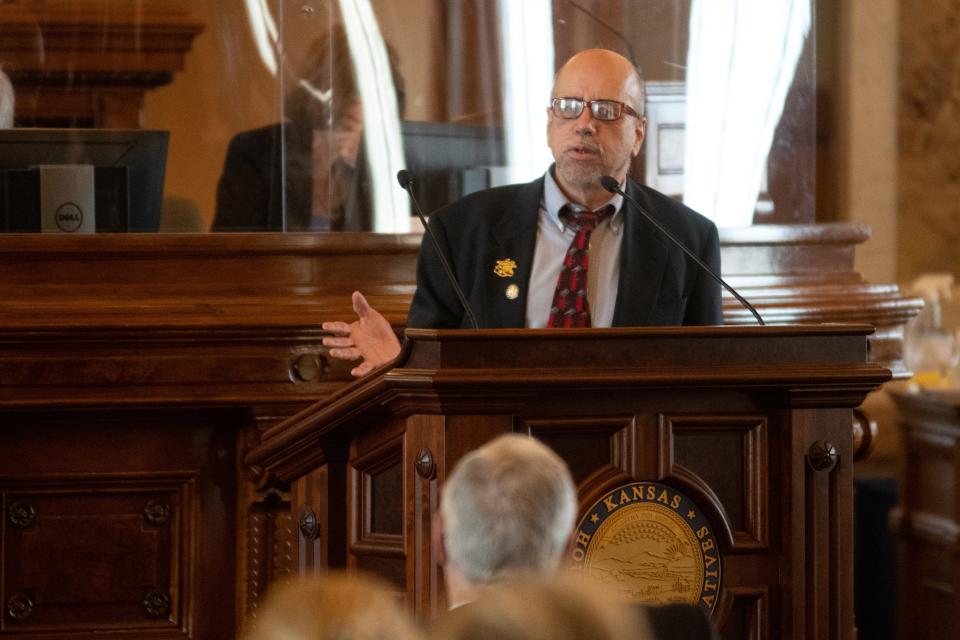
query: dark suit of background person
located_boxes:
[406,174,722,329]
[213,121,372,231]
[212,26,404,232]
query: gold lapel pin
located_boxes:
[494,258,517,278]
[505,284,519,300]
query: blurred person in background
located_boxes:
[214,25,404,232]
[243,571,424,640]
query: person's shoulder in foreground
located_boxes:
[430,574,656,640]
[242,570,424,640]
[213,124,283,231]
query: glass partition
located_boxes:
[0,0,814,233]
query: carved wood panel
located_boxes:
[720,587,769,640]
[524,416,635,486]
[0,409,238,639]
[661,414,770,552]
[404,414,444,617]
[2,477,190,635]
[889,389,960,640]
[787,407,853,639]
[245,326,889,639]
[243,493,296,624]
[0,222,904,639]
[518,409,777,638]
[349,429,405,590]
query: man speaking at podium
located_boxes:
[323,49,722,377]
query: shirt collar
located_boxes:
[543,165,625,232]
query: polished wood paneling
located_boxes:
[666,415,769,552]
[0,409,235,639]
[720,224,921,380]
[350,434,404,558]
[0,234,421,638]
[889,388,960,640]
[0,234,421,409]
[0,234,421,330]
[247,326,890,639]
[721,587,768,640]
[0,228,917,637]
[4,482,186,631]
[526,417,634,485]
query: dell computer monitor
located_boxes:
[0,128,168,232]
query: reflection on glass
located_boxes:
[0,0,817,233]
[683,0,812,227]
[242,0,281,77]
[339,0,408,232]
[213,23,405,232]
[497,0,554,185]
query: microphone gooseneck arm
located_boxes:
[397,170,480,330]
[599,176,765,326]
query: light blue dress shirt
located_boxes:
[525,169,625,328]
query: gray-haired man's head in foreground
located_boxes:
[439,434,577,605]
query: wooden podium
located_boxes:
[246,325,888,639]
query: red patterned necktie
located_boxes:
[547,204,614,328]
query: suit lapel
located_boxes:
[486,178,544,328]
[613,181,670,326]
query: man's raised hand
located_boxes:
[322,291,402,378]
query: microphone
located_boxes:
[397,170,480,330]
[599,176,765,326]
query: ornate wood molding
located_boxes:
[0,226,918,634]
[245,325,889,636]
[0,0,204,126]
[721,223,922,380]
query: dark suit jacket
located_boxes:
[213,123,371,231]
[406,176,722,328]
[643,603,720,640]
[433,600,719,640]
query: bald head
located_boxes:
[553,49,644,117]
[547,49,647,208]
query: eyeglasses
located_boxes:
[550,97,641,122]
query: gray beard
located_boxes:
[555,158,604,191]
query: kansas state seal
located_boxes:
[571,481,721,611]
